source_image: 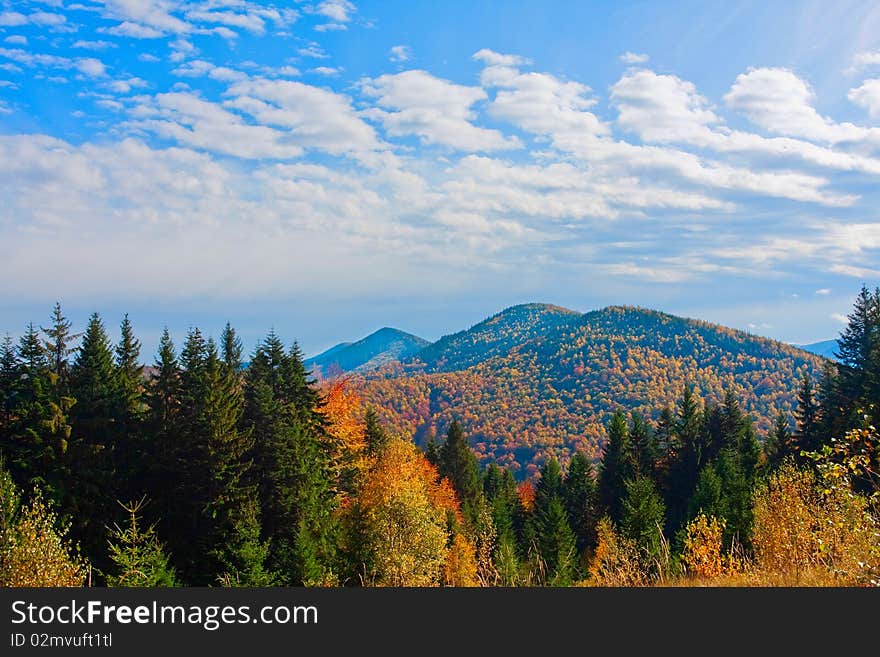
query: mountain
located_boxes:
[796,339,838,360]
[355,304,826,478]
[305,327,431,376]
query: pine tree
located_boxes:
[794,373,819,453]
[68,313,119,568]
[763,411,792,471]
[0,334,20,437]
[563,452,598,555]
[532,459,576,585]
[621,476,666,567]
[665,385,703,531]
[597,410,634,523]
[629,412,658,478]
[438,420,483,525]
[105,499,178,587]
[835,286,878,400]
[245,333,337,585]
[114,313,143,417]
[41,302,78,385]
[364,406,388,456]
[221,322,243,373]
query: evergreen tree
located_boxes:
[221,322,243,373]
[105,499,178,587]
[563,452,598,555]
[598,410,634,523]
[794,373,819,453]
[629,412,658,478]
[114,313,143,418]
[621,476,666,567]
[688,464,723,520]
[68,313,119,566]
[245,333,337,585]
[41,302,78,385]
[665,385,703,531]
[763,411,792,471]
[532,459,576,585]
[438,420,483,525]
[835,286,878,402]
[363,406,388,456]
[0,334,20,437]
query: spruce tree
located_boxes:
[621,476,666,567]
[794,373,819,453]
[221,322,243,373]
[41,302,78,385]
[563,452,598,555]
[364,406,389,456]
[629,412,658,478]
[105,499,178,587]
[597,410,634,523]
[532,459,576,585]
[763,411,792,471]
[438,420,483,525]
[665,385,702,531]
[245,333,337,585]
[68,313,120,568]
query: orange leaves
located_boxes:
[322,376,367,456]
[682,513,725,580]
[517,481,535,512]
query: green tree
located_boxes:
[563,452,598,555]
[531,458,576,585]
[794,373,820,454]
[438,420,483,525]
[621,475,666,568]
[598,410,634,523]
[363,406,388,456]
[105,499,178,587]
[763,411,792,471]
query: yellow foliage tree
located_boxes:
[0,484,87,587]
[588,517,647,587]
[682,513,725,580]
[444,533,479,587]
[355,437,459,586]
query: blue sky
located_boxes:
[2,0,880,358]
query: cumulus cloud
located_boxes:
[361,70,521,152]
[725,67,880,144]
[848,79,880,117]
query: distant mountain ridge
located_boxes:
[796,339,839,361]
[352,303,826,478]
[305,327,431,376]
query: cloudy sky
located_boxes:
[2,0,880,357]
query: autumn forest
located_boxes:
[0,288,878,587]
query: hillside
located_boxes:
[796,339,838,360]
[356,304,826,478]
[306,327,431,376]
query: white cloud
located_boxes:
[103,21,165,38]
[612,68,880,177]
[314,22,346,32]
[472,49,530,67]
[309,66,342,76]
[848,79,880,118]
[105,77,148,93]
[169,38,197,63]
[0,12,27,27]
[297,44,328,59]
[831,313,848,324]
[172,59,246,82]
[612,69,719,142]
[389,45,411,63]
[138,53,161,62]
[829,263,880,278]
[815,288,831,295]
[3,36,27,45]
[76,58,108,78]
[847,50,880,74]
[313,0,355,22]
[128,91,306,160]
[361,70,521,152]
[224,77,383,159]
[725,67,880,144]
[96,0,190,36]
[72,40,117,50]
[619,52,649,64]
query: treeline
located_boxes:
[0,289,878,587]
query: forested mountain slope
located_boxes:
[356,304,826,477]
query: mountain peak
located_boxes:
[306,327,431,376]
